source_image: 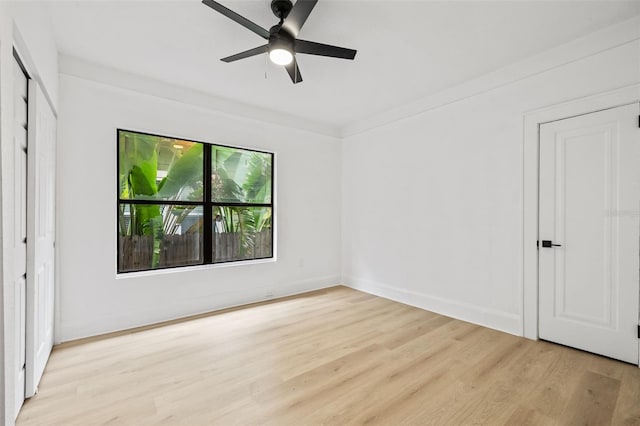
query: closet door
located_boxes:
[25,80,56,397]
[12,52,28,417]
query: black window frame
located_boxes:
[117,128,275,273]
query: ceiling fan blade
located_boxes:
[284,58,303,84]
[221,45,268,63]
[281,0,318,37]
[295,39,357,60]
[202,0,270,39]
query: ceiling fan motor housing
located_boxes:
[271,0,293,20]
[268,25,295,53]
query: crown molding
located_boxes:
[340,15,640,138]
[59,15,640,141]
[59,54,341,139]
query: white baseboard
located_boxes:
[343,275,522,337]
[58,274,341,343]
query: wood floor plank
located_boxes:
[523,345,592,421]
[504,406,558,426]
[611,371,640,425]
[561,370,620,426]
[323,338,463,425]
[16,286,640,426]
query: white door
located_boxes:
[539,103,640,364]
[12,54,28,416]
[25,80,56,396]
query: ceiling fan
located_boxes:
[202,0,357,84]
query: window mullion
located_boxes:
[203,144,213,264]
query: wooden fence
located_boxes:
[214,229,272,263]
[118,235,154,272]
[160,234,201,267]
[118,229,272,272]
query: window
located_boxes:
[117,130,273,273]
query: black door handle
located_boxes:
[541,240,562,248]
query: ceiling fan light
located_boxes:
[269,48,293,65]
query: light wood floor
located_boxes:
[16,286,640,425]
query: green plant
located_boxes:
[212,149,272,256]
[119,131,273,268]
[119,132,204,267]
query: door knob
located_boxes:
[541,240,562,248]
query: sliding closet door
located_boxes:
[12,51,29,417]
[25,80,56,397]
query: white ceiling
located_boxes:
[45,0,640,129]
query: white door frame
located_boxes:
[522,84,640,365]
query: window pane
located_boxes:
[211,146,272,204]
[212,206,273,262]
[119,130,203,202]
[118,203,203,272]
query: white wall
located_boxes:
[342,32,640,335]
[0,2,58,424]
[56,72,342,342]
[5,3,59,108]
